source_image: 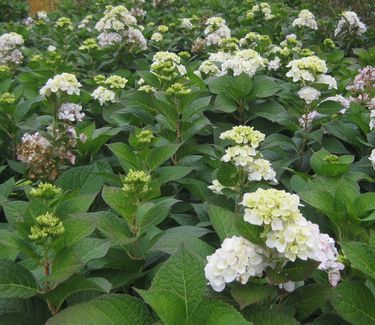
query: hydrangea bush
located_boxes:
[0,0,374,324]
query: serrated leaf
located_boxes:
[331,282,375,325]
[46,294,153,325]
[341,242,375,279]
[284,283,331,319]
[231,282,274,309]
[0,260,39,298]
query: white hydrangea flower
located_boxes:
[150,51,187,78]
[369,149,375,170]
[279,281,296,292]
[98,32,123,47]
[220,126,265,147]
[205,236,270,292]
[151,32,163,42]
[268,57,281,71]
[249,2,275,20]
[124,27,147,50]
[195,60,220,78]
[204,17,231,46]
[220,49,265,77]
[247,158,277,184]
[209,51,233,63]
[286,56,327,83]
[207,180,226,194]
[298,86,321,104]
[370,110,375,130]
[95,5,146,50]
[316,74,337,89]
[36,11,48,21]
[47,45,56,52]
[334,11,367,37]
[58,103,85,122]
[0,32,24,65]
[40,73,82,97]
[91,86,117,105]
[241,188,303,230]
[221,145,257,167]
[95,5,137,32]
[292,9,318,30]
[265,218,320,261]
[180,18,193,29]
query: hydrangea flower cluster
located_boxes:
[30,183,62,199]
[292,9,318,30]
[220,49,265,77]
[95,5,147,50]
[241,188,344,280]
[204,17,231,46]
[286,56,337,105]
[208,126,277,193]
[29,212,65,241]
[150,51,187,81]
[346,66,375,110]
[334,11,366,38]
[17,132,57,180]
[91,86,117,106]
[247,2,274,21]
[122,170,151,197]
[194,60,220,78]
[0,32,24,66]
[39,73,82,97]
[58,103,85,122]
[204,236,271,292]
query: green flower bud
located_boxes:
[30,182,62,199]
[0,65,10,72]
[29,212,65,241]
[178,51,191,59]
[135,129,154,146]
[323,38,336,48]
[166,83,191,97]
[122,170,151,197]
[104,75,128,89]
[158,25,169,33]
[324,154,339,164]
[0,92,15,104]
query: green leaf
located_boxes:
[331,282,375,325]
[137,197,178,230]
[249,76,280,98]
[53,216,96,251]
[284,283,331,320]
[207,205,238,241]
[193,299,251,325]
[56,165,103,195]
[46,294,153,325]
[0,260,39,298]
[48,248,82,286]
[46,274,111,310]
[354,193,375,218]
[216,163,239,187]
[101,186,134,220]
[298,191,337,220]
[231,282,274,309]
[266,260,319,284]
[245,308,298,325]
[341,242,375,279]
[147,144,179,171]
[138,247,205,324]
[156,166,194,184]
[107,143,140,171]
[75,238,111,264]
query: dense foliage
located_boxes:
[0,0,374,324]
